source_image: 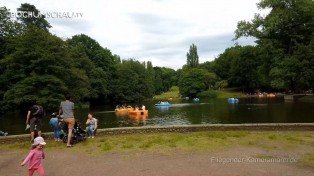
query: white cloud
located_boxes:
[3,0,262,69]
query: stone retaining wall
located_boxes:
[1,123,314,144]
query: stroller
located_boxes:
[59,119,86,144]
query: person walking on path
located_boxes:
[21,136,46,176]
[59,94,75,147]
[26,104,44,142]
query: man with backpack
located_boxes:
[26,104,44,142]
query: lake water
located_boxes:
[1,97,314,135]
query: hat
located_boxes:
[32,137,46,146]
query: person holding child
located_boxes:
[21,136,46,176]
[86,113,97,138]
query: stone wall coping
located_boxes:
[1,123,313,143]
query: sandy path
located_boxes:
[1,147,313,176]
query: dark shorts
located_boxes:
[30,118,42,132]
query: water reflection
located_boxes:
[155,106,170,113]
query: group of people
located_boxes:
[116,104,146,111]
[25,94,75,147]
[26,94,98,144]
[21,94,98,176]
[157,101,169,104]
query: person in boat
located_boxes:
[142,105,145,110]
[134,105,139,111]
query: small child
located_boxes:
[86,113,98,138]
[21,136,46,176]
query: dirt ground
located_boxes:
[1,147,313,176]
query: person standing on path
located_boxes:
[59,94,75,147]
[26,104,44,142]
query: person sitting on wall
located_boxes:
[86,113,98,138]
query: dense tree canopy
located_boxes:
[1,0,313,113]
[233,0,314,92]
[0,4,178,113]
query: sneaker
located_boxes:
[88,136,91,138]
[4,132,8,136]
[92,136,94,138]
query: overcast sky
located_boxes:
[3,0,263,69]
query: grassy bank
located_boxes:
[208,89,245,99]
[153,86,180,100]
[299,95,314,103]
[2,131,314,167]
[153,86,244,100]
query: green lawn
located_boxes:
[153,86,181,100]
[214,89,245,99]
[299,95,314,103]
[2,131,314,167]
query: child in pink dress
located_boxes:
[21,136,46,176]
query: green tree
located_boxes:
[234,0,314,92]
[154,67,164,95]
[110,60,154,102]
[228,46,260,91]
[17,3,51,32]
[0,7,24,59]
[186,43,199,68]
[67,34,115,72]
[153,67,177,94]
[146,61,155,95]
[0,27,89,111]
[179,68,213,98]
[213,46,242,80]
[67,34,116,104]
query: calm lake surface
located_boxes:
[1,97,314,135]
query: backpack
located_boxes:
[32,105,44,118]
